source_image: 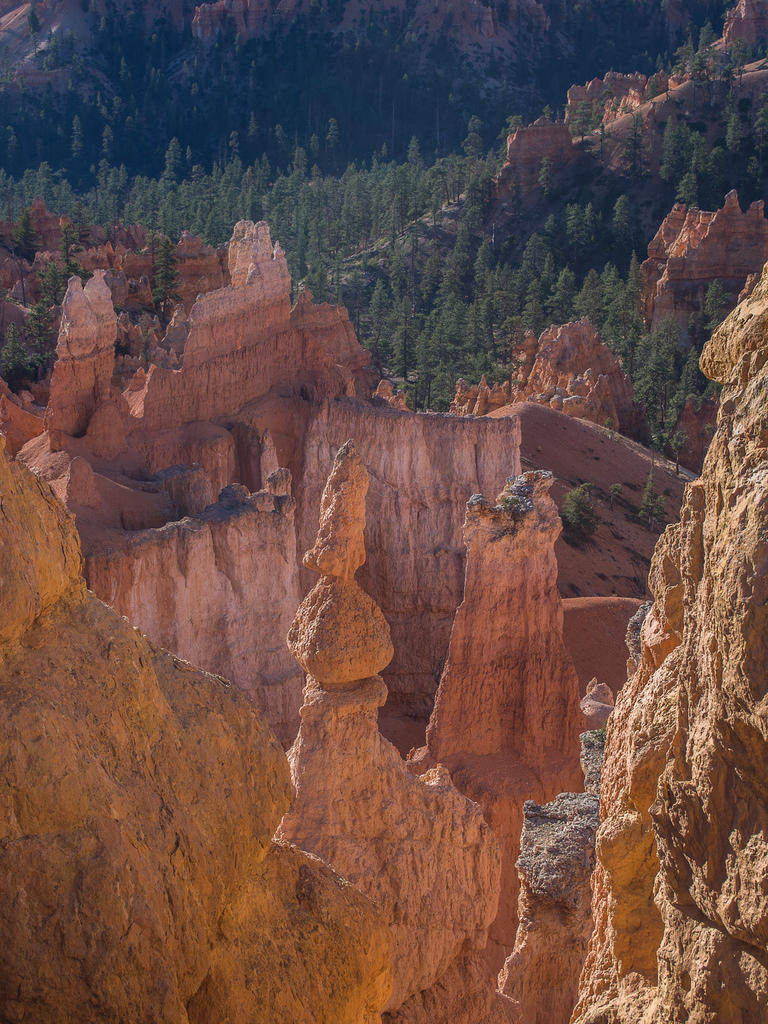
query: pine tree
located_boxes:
[152,236,180,323]
[561,483,598,541]
[0,324,31,390]
[639,468,665,528]
[12,208,38,262]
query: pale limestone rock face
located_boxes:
[0,439,392,1024]
[84,483,305,746]
[280,440,504,1019]
[415,471,583,972]
[572,257,768,1024]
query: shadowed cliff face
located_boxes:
[0,436,392,1024]
[572,258,768,1023]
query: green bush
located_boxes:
[561,482,598,541]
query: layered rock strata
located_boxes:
[279,441,506,1021]
[500,731,604,1024]
[572,254,768,1022]
[642,191,768,335]
[0,436,392,1023]
[413,471,583,970]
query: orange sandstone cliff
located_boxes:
[0,436,391,1023]
[278,441,509,1022]
[572,253,768,1022]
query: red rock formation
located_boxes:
[374,378,409,410]
[496,117,577,196]
[0,434,392,1023]
[573,259,768,1023]
[566,71,650,127]
[412,471,583,971]
[499,731,604,1024]
[278,441,506,1021]
[295,400,521,715]
[24,220,523,743]
[580,677,615,730]
[84,477,304,746]
[0,377,44,455]
[454,320,639,436]
[642,191,768,334]
[723,0,768,46]
[449,375,509,416]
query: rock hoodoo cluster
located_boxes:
[566,71,656,127]
[7,220,522,742]
[279,441,506,1022]
[412,471,583,970]
[0,436,391,1023]
[642,190,768,335]
[451,319,639,437]
[573,255,768,1022]
[496,117,577,196]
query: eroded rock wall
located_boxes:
[84,481,304,746]
[572,253,768,1024]
[642,191,768,335]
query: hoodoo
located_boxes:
[279,440,508,1022]
[413,471,583,969]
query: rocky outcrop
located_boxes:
[723,0,768,46]
[572,256,768,1023]
[499,730,604,1024]
[0,377,44,455]
[580,678,615,730]
[450,375,510,416]
[413,471,583,970]
[278,441,505,1020]
[452,320,639,436]
[44,271,119,444]
[373,378,409,410]
[642,191,768,335]
[496,117,577,196]
[0,435,392,1023]
[565,70,651,124]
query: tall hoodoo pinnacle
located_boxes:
[280,441,504,1019]
[287,440,393,687]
